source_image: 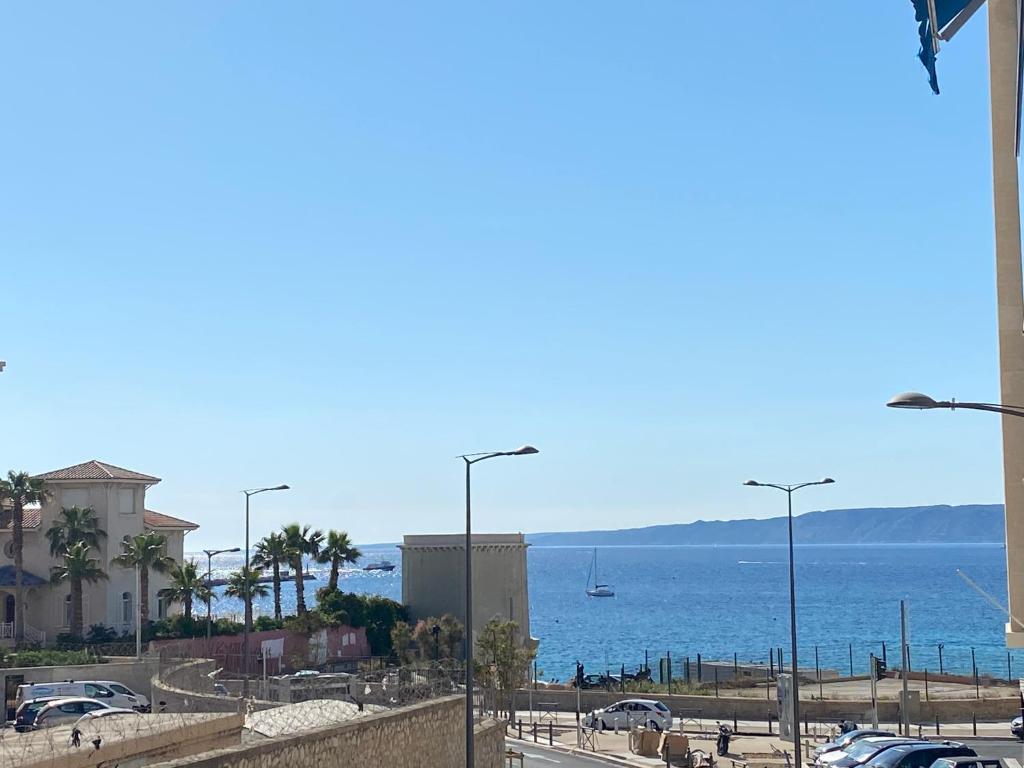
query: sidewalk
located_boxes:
[506,710,1019,768]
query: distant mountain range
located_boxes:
[526,504,1005,546]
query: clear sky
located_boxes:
[0,2,1010,549]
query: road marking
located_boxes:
[521,750,561,763]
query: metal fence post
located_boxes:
[972,712,977,736]
[533,722,537,742]
[715,667,719,697]
[518,719,522,739]
[549,722,553,746]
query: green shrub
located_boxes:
[86,624,119,644]
[2,649,102,668]
[253,616,284,632]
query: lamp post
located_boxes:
[744,477,835,766]
[242,485,289,698]
[203,547,240,653]
[887,392,1024,418]
[458,445,538,768]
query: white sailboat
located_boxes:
[585,548,614,598]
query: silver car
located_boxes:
[584,699,673,731]
[31,698,118,729]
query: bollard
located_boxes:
[715,667,720,698]
[665,742,671,766]
[972,713,977,736]
[934,715,939,735]
[768,712,773,734]
[734,712,738,733]
[518,719,522,739]
[549,722,553,746]
[533,722,538,743]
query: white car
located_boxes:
[584,699,673,732]
[31,698,120,729]
[16,680,147,712]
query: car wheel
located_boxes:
[648,720,662,732]
[598,719,607,731]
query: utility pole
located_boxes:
[900,601,910,736]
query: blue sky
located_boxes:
[0,2,1010,548]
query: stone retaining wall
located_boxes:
[146,695,504,768]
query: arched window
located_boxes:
[121,591,132,625]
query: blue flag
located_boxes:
[911,0,975,94]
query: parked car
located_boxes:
[818,737,921,768]
[16,681,143,712]
[72,707,141,727]
[583,699,673,732]
[929,757,1003,768]
[13,696,68,732]
[814,730,896,761]
[572,674,615,690]
[864,742,976,768]
[1011,715,1023,739]
[31,698,120,729]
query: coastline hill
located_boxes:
[526,504,1004,546]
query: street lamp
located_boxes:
[458,445,538,768]
[203,548,240,652]
[242,484,289,698]
[744,477,835,766]
[887,391,1024,418]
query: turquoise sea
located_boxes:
[194,543,1014,681]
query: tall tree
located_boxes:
[0,471,51,645]
[317,530,362,592]
[165,559,212,622]
[224,566,269,602]
[111,532,174,624]
[45,506,106,557]
[50,541,107,639]
[281,523,323,615]
[252,532,288,621]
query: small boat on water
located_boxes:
[363,560,396,572]
[585,548,614,598]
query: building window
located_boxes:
[121,591,132,625]
[157,590,172,619]
[118,488,134,516]
[62,489,89,510]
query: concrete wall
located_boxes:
[145,696,505,768]
[401,533,531,644]
[516,688,1024,724]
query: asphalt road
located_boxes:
[507,741,612,767]
[966,738,1024,759]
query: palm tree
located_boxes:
[281,523,323,615]
[0,471,51,645]
[45,506,106,556]
[252,532,288,621]
[317,530,362,592]
[50,541,107,639]
[224,566,269,603]
[165,559,212,622]
[111,532,174,624]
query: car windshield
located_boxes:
[868,746,916,768]
[847,741,899,760]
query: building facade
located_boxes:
[399,533,533,646]
[0,460,197,645]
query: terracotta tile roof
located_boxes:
[0,505,41,530]
[144,509,199,531]
[34,460,160,483]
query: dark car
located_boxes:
[823,737,921,768]
[572,674,615,690]
[13,697,67,732]
[929,757,1003,768]
[814,730,896,761]
[864,742,976,768]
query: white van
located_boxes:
[15,680,148,712]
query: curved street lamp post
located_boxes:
[242,485,289,698]
[458,446,538,768]
[743,477,835,767]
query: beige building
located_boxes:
[0,460,197,645]
[399,533,533,646]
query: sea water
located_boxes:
[195,543,1012,680]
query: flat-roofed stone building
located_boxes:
[400,533,533,646]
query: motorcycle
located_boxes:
[716,723,731,756]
